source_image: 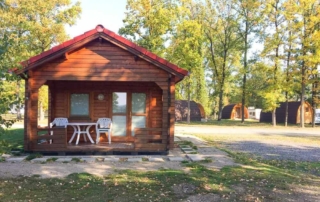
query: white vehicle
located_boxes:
[315,109,320,124]
[9,105,24,115]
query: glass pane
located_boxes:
[131,116,146,136]
[70,94,89,116]
[112,92,127,113]
[132,93,146,113]
[112,116,126,136]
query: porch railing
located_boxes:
[134,128,166,151]
[33,127,67,151]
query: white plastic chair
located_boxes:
[95,118,112,144]
[49,118,68,144]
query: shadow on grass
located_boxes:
[0,161,319,201]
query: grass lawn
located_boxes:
[0,128,24,152]
[176,119,319,128]
[0,154,319,201]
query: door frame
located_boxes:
[110,91,148,142]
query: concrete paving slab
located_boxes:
[81,157,96,163]
[1,154,11,158]
[184,150,197,154]
[181,148,193,151]
[127,158,143,162]
[55,158,72,162]
[104,157,120,162]
[30,158,48,163]
[149,157,165,162]
[187,154,205,162]
[168,157,185,162]
[168,148,185,156]
[6,157,25,162]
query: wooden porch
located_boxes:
[33,127,167,154]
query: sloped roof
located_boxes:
[15,25,189,82]
[221,104,237,119]
[175,100,202,121]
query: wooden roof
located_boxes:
[15,25,189,83]
[221,103,249,119]
[221,104,237,119]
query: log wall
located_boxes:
[24,38,175,152]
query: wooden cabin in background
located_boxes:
[221,103,249,119]
[175,100,206,122]
[15,25,188,154]
[260,101,313,124]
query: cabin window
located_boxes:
[70,93,89,116]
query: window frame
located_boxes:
[69,92,91,119]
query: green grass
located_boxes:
[46,157,58,162]
[71,157,81,163]
[0,128,24,152]
[176,119,318,128]
[25,153,43,161]
[0,155,319,201]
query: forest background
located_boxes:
[1,0,320,135]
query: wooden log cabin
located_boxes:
[221,103,249,120]
[260,101,313,124]
[15,25,188,154]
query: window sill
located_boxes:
[69,116,91,121]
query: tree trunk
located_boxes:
[285,92,288,127]
[16,80,22,120]
[311,81,317,127]
[187,83,190,123]
[272,109,276,126]
[285,34,291,127]
[39,102,45,121]
[300,49,306,128]
[241,22,248,123]
[218,87,224,121]
[16,110,22,120]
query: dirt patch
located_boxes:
[184,193,221,202]
[172,183,197,198]
[0,161,188,178]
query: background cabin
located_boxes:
[260,101,313,124]
[248,107,262,120]
[221,103,249,119]
[16,25,188,154]
[175,100,206,122]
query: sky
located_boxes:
[65,0,127,38]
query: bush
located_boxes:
[25,153,43,161]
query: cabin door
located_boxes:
[111,92,147,141]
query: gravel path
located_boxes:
[223,140,320,161]
[176,125,320,162]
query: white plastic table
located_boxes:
[68,123,96,145]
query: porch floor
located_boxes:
[67,142,135,151]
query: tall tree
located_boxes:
[284,0,320,128]
[119,0,176,56]
[203,0,241,121]
[0,0,81,130]
[260,0,286,126]
[233,0,263,123]
[167,0,207,123]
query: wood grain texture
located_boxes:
[24,40,176,153]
